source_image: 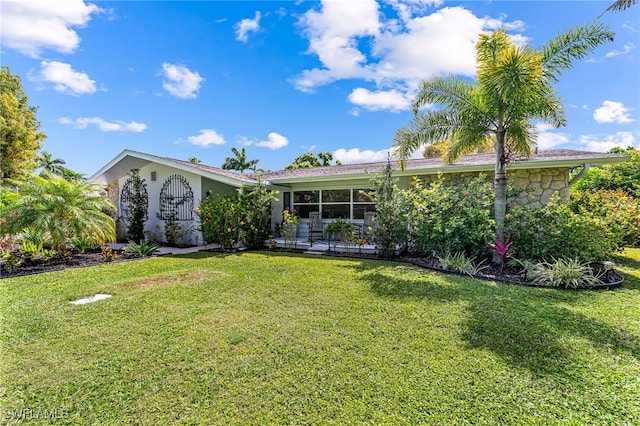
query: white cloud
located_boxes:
[235,11,261,43]
[33,61,97,96]
[580,132,638,152]
[292,2,525,112]
[348,87,412,112]
[59,116,146,132]
[0,0,102,57]
[256,132,289,150]
[535,129,570,150]
[593,100,634,124]
[333,147,391,164]
[605,42,635,58]
[161,63,205,99]
[184,129,226,147]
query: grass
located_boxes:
[1,249,639,424]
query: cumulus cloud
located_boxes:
[235,11,261,43]
[292,1,526,112]
[580,132,638,152]
[255,132,289,150]
[348,87,412,112]
[333,147,391,164]
[59,116,146,132]
[0,0,102,57]
[32,61,97,96]
[161,63,205,99]
[535,123,570,150]
[182,129,226,147]
[593,100,635,124]
[605,42,635,58]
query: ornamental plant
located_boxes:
[369,160,408,258]
[197,194,244,250]
[406,174,494,259]
[238,176,277,249]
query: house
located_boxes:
[90,149,628,245]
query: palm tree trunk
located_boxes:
[494,131,508,264]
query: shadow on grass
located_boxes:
[359,263,640,380]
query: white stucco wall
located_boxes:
[118,163,203,245]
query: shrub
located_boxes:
[572,147,640,198]
[505,197,616,263]
[406,174,495,259]
[570,189,640,248]
[197,194,244,250]
[239,176,277,249]
[437,251,488,277]
[369,161,408,257]
[528,258,603,289]
[124,240,158,257]
[121,169,148,243]
[70,237,100,253]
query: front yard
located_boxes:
[1,249,639,424]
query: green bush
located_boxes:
[570,189,640,248]
[238,176,277,249]
[572,147,640,198]
[124,240,159,257]
[406,174,495,259]
[197,194,244,250]
[528,258,603,289]
[369,161,408,257]
[505,197,616,263]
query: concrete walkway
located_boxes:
[107,243,212,255]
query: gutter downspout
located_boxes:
[569,163,590,187]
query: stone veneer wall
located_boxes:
[412,167,570,208]
[107,180,119,218]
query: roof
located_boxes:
[91,149,629,187]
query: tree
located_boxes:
[0,174,116,252]
[239,175,278,249]
[394,24,614,263]
[0,67,45,185]
[285,151,341,169]
[188,157,202,164]
[221,147,258,173]
[38,151,67,176]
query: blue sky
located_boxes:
[1,0,639,175]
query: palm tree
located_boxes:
[38,151,67,176]
[188,157,202,164]
[603,0,638,13]
[0,174,116,251]
[394,23,614,263]
[221,147,259,173]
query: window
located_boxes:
[293,190,319,219]
[291,188,375,220]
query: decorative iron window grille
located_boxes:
[159,174,194,221]
[120,174,148,220]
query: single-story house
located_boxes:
[90,149,628,245]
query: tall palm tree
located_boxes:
[394,23,614,263]
[0,174,116,251]
[221,147,259,173]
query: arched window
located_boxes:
[159,174,194,221]
[120,172,148,220]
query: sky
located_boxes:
[1,0,639,176]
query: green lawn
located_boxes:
[1,249,639,424]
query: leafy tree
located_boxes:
[573,147,640,198]
[0,66,45,184]
[121,169,148,243]
[221,147,259,173]
[188,157,202,164]
[0,174,116,252]
[37,151,84,181]
[394,24,613,263]
[285,151,341,169]
[369,160,408,257]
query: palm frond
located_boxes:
[540,22,615,81]
[603,0,638,13]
